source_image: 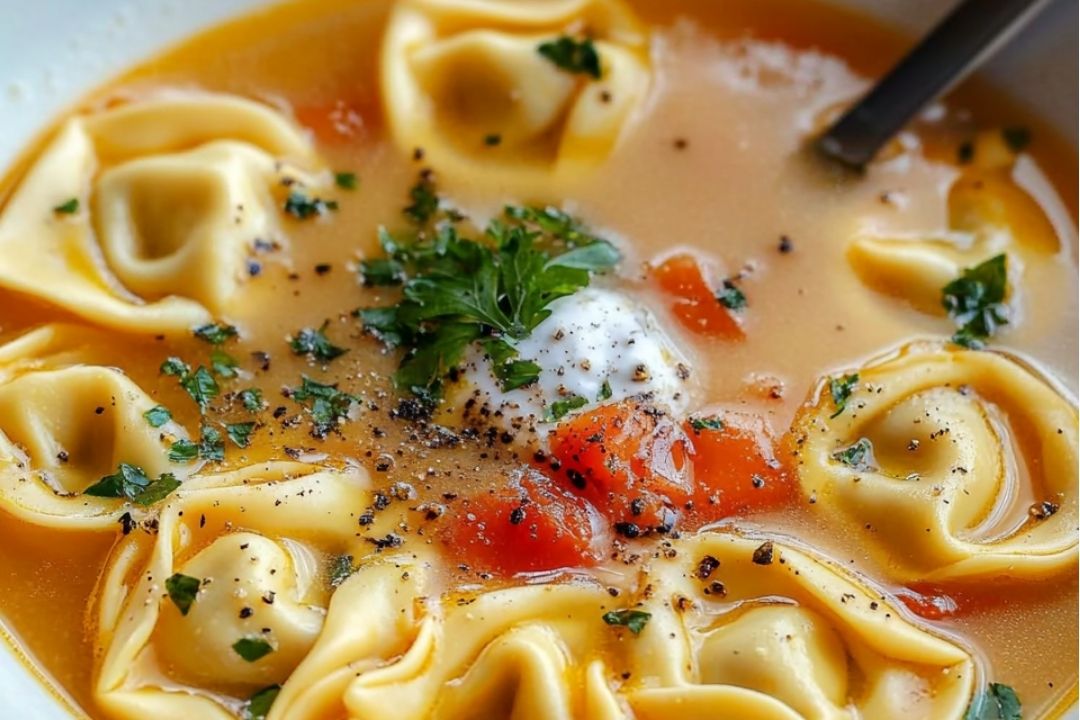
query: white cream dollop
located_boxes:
[448,287,692,429]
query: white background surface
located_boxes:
[0,0,1075,718]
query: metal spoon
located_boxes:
[817,0,1051,170]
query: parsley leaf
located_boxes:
[284,190,338,220]
[832,438,874,470]
[84,464,180,505]
[53,198,79,214]
[538,36,602,79]
[193,322,238,345]
[290,375,358,438]
[602,609,651,635]
[716,281,747,311]
[160,357,191,377]
[597,379,612,401]
[238,388,264,412]
[226,422,256,448]
[690,416,724,432]
[290,322,347,362]
[360,257,407,286]
[357,176,619,400]
[328,554,356,588]
[164,573,201,616]
[143,405,172,428]
[965,683,1022,720]
[942,254,1009,349]
[545,395,588,422]
[335,171,358,190]
[169,440,199,463]
[233,636,275,662]
[245,685,281,720]
[829,373,859,418]
[211,349,240,378]
[198,424,225,461]
[180,366,220,412]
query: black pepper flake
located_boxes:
[483,133,502,146]
[509,506,526,525]
[95,406,105,415]
[118,512,136,535]
[373,493,391,510]
[566,468,586,489]
[778,235,793,253]
[703,581,726,596]
[252,351,271,371]
[629,498,645,516]
[614,522,641,539]
[696,555,720,580]
[358,511,375,526]
[56,450,69,463]
[673,137,688,150]
[367,533,404,550]
[314,263,332,275]
[262,591,276,605]
[239,607,254,619]
[752,541,774,565]
[1029,501,1060,520]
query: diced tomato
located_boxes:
[293,98,370,144]
[652,254,744,340]
[896,586,959,620]
[683,410,795,522]
[546,399,692,535]
[440,468,602,576]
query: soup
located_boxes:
[0,0,1075,718]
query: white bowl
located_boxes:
[0,1,1075,718]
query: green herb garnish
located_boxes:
[53,198,79,215]
[538,36,602,79]
[169,440,199,463]
[133,473,181,506]
[602,609,651,635]
[232,636,274,662]
[84,463,180,505]
[164,573,201,616]
[357,177,619,401]
[545,395,588,422]
[334,171,358,190]
[160,357,191,377]
[226,422,256,449]
[690,416,724,432]
[828,373,859,418]
[597,379,612,401]
[328,554,356,588]
[193,323,238,345]
[244,685,281,720]
[832,438,874,470]
[290,322,347,362]
[143,405,172,428]
[211,349,239,378]
[716,281,747,311]
[290,375,358,438]
[965,683,1022,720]
[180,366,220,412]
[359,256,407,287]
[238,388,264,412]
[198,424,225,461]
[942,254,1008,349]
[284,191,338,220]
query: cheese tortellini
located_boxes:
[0,93,326,334]
[793,342,1079,582]
[94,462,371,720]
[0,325,190,529]
[381,0,651,180]
[848,131,1058,314]
[272,532,973,720]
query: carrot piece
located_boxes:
[652,254,744,340]
[547,399,692,534]
[683,410,795,522]
[441,468,602,576]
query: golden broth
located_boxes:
[0,0,1076,717]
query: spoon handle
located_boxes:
[818,0,1051,169]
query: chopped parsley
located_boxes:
[538,36,602,79]
[942,254,1009,349]
[359,255,407,287]
[226,422,256,449]
[832,438,874,470]
[328,554,356,588]
[160,357,191,377]
[143,405,172,428]
[1001,127,1031,153]
[244,685,281,720]
[211,349,240,378]
[334,171,358,190]
[180,366,220,412]
[284,190,338,220]
[357,176,619,400]
[290,322,347,362]
[601,609,651,635]
[84,463,180,506]
[198,424,225,461]
[965,683,1021,720]
[290,375,358,438]
[53,198,79,215]
[193,322,238,345]
[828,373,859,418]
[716,281,747,311]
[164,573,201,616]
[597,379,612,401]
[169,440,199,463]
[690,416,724,432]
[232,636,274,662]
[238,388,264,412]
[545,395,588,422]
